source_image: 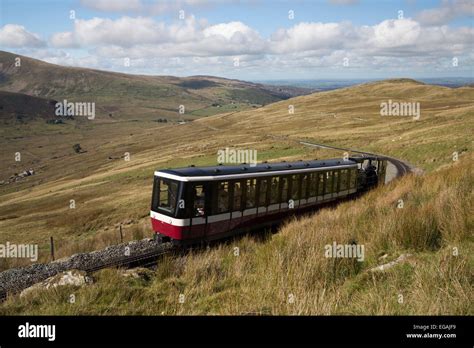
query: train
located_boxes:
[150,156,387,245]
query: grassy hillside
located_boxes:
[0,79,472,314]
[1,153,471,315]
[195,78,473,171]
[0,50,309,122]
[0,91,58,122]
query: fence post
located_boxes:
[119,225,123,243]
[50,236,55,261]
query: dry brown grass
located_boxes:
[2,153,471,315]
[0,80,472,314]
[1,80,472,257]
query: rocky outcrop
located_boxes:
[1,169,35,185]
[369,254,413,272]
[20,270,92,297]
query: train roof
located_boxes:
[155,158,360,182]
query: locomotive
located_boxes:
[150,156,387,245]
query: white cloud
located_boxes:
[50,32,78,48]
[6,12,474,79]
[368,19,421,48]
[51,16,265,56]
[270,22,355,53]
[270,18,472,58]
[80,0,143,12]
[0,24,45,48]
[51,17,169,48]
[417,0,474,25]
[203,21,256,40]
[45,15,474,63]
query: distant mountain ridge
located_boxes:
[257,77,474,91]
[0,50,311,121]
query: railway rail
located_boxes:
[298,140,414,179]
[0,243,174,302]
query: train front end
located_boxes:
[150,173,187,243]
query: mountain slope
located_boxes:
[0,91,57,122]
[0,78,472,314]
[0,79,471,267]
[193,78,474,171]
[0,51,310,121]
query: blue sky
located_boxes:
[0,0,473,80]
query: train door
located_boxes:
[256,177,269,217]
[317,172,325,202]
[207,180,231,239]
[289,174,301,210]
[332,170,341,198]
[268,176,280,214]
[300,173,310,207]
[241,178,257,227]
[229,180,244,232]
[324,170,333,200]
[280,175,290,209]
[189,182,210,240]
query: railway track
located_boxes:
[0,243,174,302]
[0,141,415,302]
[298,140,414,179]
[83,243,174,273]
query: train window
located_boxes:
[301,174,309,199]
[193,184,206,217]
[217,181,230,213]
[318,173,324,195]
[232,181,242,211]
[280,176,289,203]
[245,178,257,208]
[290,174,300,200]
[340,169,348,191]
[334,171,339,192]
[325,171,333,194]
[309,172,317,197]
[156,178,179,214]
[258,178,268,206]
[270,177,280,204]
[350,169,357,189]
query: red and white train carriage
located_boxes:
[151,157,386,245]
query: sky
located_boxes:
[0,0,473,80]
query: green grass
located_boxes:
[189,103,251,117]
